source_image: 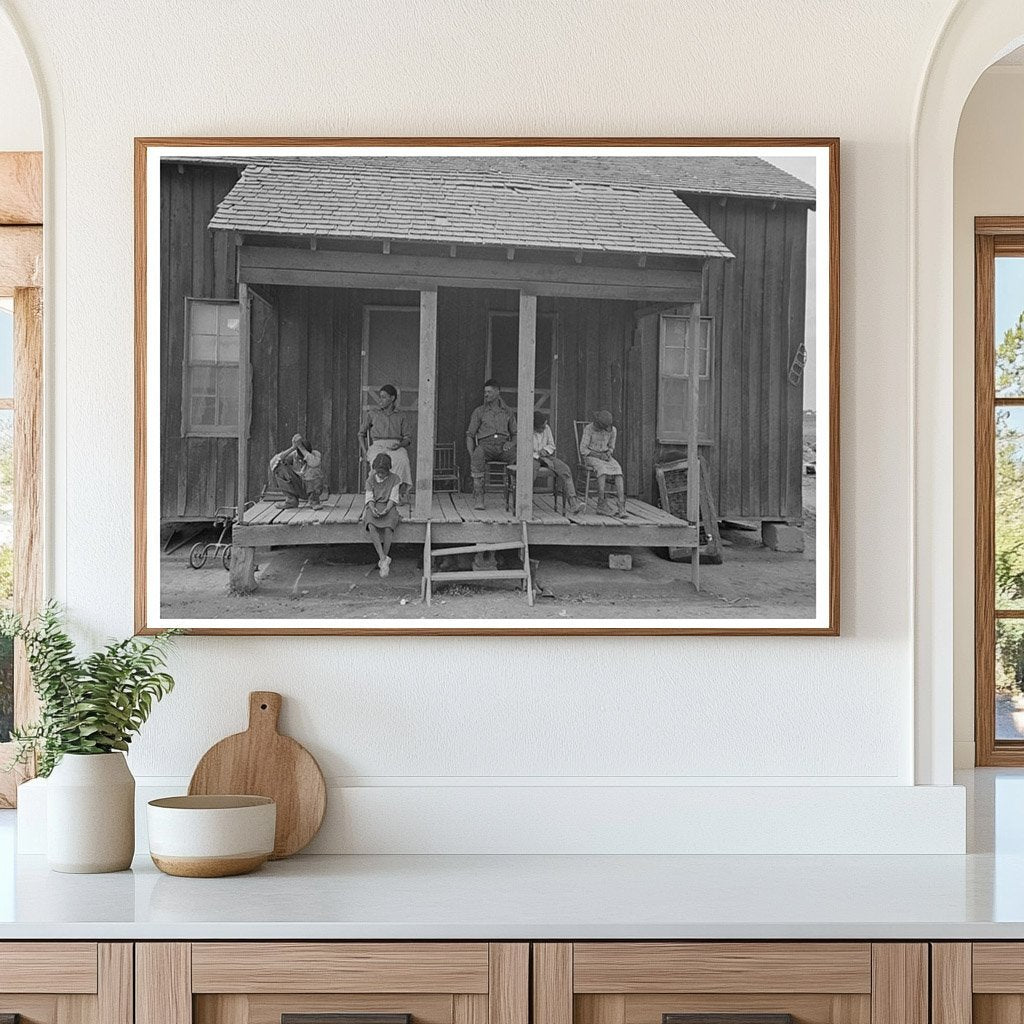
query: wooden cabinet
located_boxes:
[932,943,1023,1024]
[532,944,928,1024]
[0,942,132,1024]
[136,944,528,1024]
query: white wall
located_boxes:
[0,9,39,152]
[0,0,974,852]
[952,65,1024,768]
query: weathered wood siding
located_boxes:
[681,194,809,522]
[161,164,810,524]
[159,162,241,520]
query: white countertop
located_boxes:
[1,769,1022,941]
[1,849,1023,940]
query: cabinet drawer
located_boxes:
[534,943,925,1024]
[139,943,529,1024]
[0,942,99,994]
[0,942,130,1024]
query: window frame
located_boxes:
[656,311,714,446]
[181,296,242,438]
[975,218,1024,765]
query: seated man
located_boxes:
[466,378,517,509]
[270,433,325,510]
[532,412,585,514]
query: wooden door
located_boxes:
[361,305,420,470]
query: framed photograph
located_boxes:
[135,137,838,635]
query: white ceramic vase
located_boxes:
[46,752,135,873]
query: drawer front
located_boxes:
[190,944,491,994]
[140,943,528,1024]
[0,943,130,1024]
[0,942,99,994]
[534,944,926,1024]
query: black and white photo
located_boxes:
[136,140,838,634]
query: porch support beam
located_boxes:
[236,282,251,525]
[414,288,439,521]
[687,299,702,590]
[515,291,537,521]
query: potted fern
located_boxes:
[2,604,178,873]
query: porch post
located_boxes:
[515,291,537,520]
[414,287,438,521]
[236,282,251,525]
[686,299,701,524]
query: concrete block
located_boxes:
[608,553,632,570]
[762,521,805,552]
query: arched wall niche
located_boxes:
[914,1,1024,785]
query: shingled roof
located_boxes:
[208,158,736,259]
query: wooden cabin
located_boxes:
[159,155,814,542]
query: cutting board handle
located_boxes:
[248,691,282,734]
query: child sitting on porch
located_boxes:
[270,433,325,510]
[361,452,402,578]
[533,412,586,515]
[580,410,627,519]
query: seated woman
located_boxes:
[361,452,402,578]
[359,384,413,502]
[580,409,627,519]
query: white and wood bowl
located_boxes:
[147,795,276,877]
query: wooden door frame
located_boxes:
[0,152,44,806]
[975,217,1024,765]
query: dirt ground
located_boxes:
[160,478,818,622]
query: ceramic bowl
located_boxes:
[147,795,276,877]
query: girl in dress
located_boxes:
[579,409,627,518]
[361,452,402,577]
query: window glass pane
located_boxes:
[190,302,219,335]
[996,257,1024,397]
[0,306,13,399]
[997,407,1024,609]
[218,304,240,336]
[190,365,216,396]
[217,366,239,426]
[997,620,1024,739]
[218,333,240,365]
[190,334,218,363]
[0,409,12,742]
[190,397,216,426]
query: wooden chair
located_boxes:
[433,443,460,492]
[574,418,619,507]
[485,460,508,492]
[504,462,564,514]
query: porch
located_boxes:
[233,491,699,549]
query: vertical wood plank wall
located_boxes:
[685,194,810,522]
[159,162,241,521]
[162,164,810,523]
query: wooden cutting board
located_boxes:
[188,691,326,859]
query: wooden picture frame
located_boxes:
[135,137,840,636]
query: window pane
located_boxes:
[190,365,216,396]
[997,407,1024,609]
[997,620,1024,740]
[996,257,1024,397]
[0,305,13,398]
[190,302,218,335]
[217,366,239,426]
[218,304,240,336]
[218,333,240,364]
[190,396,217,426]
[0,409,12,742]
[190,334,218,363]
